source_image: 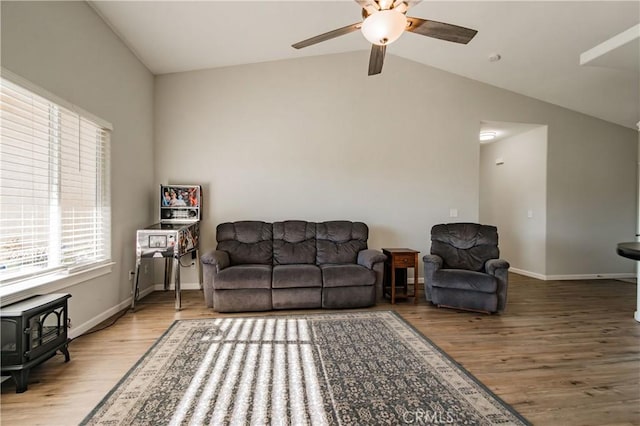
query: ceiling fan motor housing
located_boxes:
[361,9,408,45]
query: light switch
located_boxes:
[450,208,458,218]
[527,209,533,218]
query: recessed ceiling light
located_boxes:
[479,131,497,141]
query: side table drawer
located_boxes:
[393,254,415,267]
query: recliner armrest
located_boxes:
[201,250,230,272]
[485,258,510,275]
[485,258,510,313]
[422,254,443,303]
[422,254,443,270]
[357,249,386,269]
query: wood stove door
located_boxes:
[26,307,66,361]
[1,318,22,366]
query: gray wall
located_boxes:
[1,1,155,328]
[155,52,637,281]
[546,116,637,276]
[1,1,636,329]
[480,127,547,276]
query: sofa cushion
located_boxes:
[214,265,272,290]
[272,288,321,310]
[431,269,497,294]
[316,221,368,264]
[430,223,499,272]
[322,286,375,309]
[216,221,273,265]
[320,264,375,288]
[214,289,272,312]
[273,221,316,265]
[272,265,321,289]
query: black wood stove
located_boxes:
[1,293,71,393]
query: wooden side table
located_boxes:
[382,248,420,304]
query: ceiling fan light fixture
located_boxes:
[479,131,497,141]
[361,10,407,45]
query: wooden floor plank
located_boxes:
[1,273,639,425]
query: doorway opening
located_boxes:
[479,120,548,278]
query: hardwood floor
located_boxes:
[2,273,639,425]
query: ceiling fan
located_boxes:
[292,0,478,76]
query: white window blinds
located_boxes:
[0,76,111,284]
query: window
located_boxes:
[0,74,111,285]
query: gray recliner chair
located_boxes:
[423,223,510,313]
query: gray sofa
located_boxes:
[423,223,510,313]
[201,220,386,312]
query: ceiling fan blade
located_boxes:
[292,22,361,49]
[368,44,386,76]
[406,17,478,44]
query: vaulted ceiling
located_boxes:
[90,1,639,129]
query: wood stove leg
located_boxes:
[60,343,71,362]
[11,369,30,393]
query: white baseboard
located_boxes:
[509,268,547,280]
[68,285,154,339]
[71,282,202,339]
[544,272,636,281]
[510,268,635,281]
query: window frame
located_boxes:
[0,69,114,305]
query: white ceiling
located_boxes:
[90,1,640,129]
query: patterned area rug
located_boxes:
[82,311,529,425]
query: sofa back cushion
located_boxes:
[316,221,368,264]
[216,221,273,265]
[273,221,316,265]
[430,223,499,272]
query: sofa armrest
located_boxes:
[485,258,510,275]
[357,250,386,304]
[201,250,230,272]
[357,249,386,269]
[201,250,230,309]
